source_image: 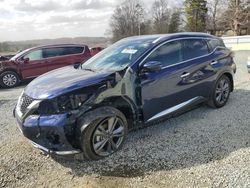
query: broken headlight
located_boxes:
[57,94,89,112]
[38,94,90,115]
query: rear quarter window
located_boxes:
[207,39,226,51]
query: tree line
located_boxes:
[109,0,250,42]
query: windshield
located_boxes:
[10,49,30,61]
[81,38,153,72]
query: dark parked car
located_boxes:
[0,55,9,61]
[4,54,15,59]
[247,56,250,73]
[14,33,236,160]
[0,44,91,88]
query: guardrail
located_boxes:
[222,35,250,50]
[222,35,250,44]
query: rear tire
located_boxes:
[208,75,231,108]
[0,71,20,88]
[78,106,128,160]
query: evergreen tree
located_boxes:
[185,0,208,32]
[168,10,181,33]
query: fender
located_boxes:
[77,106,122,134]
[209,70,234,99]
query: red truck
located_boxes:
[0,44,92,88]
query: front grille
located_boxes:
[19,94,34,114]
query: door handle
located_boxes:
[181,72,190,78]
[210,61,218,65]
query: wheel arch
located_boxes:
[208,71,234,100]
[91,96,139,130]
[223,72,234,92]
[0,68,21,80]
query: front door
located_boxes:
[19,49,47,79]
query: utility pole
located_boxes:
[136,4,143,35]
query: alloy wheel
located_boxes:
[92,116,125,157]
[2,74,17,87]
[215,78,230,105]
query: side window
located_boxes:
[63,47,84,55]
[146,41,182,67]
[207,39,225,51]
[182,39,209,61]
[23,50,43,61]
[43,48,64,58]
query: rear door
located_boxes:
[43,46,86,71]
[19,49,47,79]
[140,38,213,122]
[180,38,218,98]
[42,47,68,71]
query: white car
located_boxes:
[247,56,250,73]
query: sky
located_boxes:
[0,0,182,42]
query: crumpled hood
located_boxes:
[25,66,114,99]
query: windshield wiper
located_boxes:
[82,68,95,72]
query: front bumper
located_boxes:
[14,107,81,155]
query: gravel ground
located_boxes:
[0,51,250,188]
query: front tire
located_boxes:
[78,107,128,160]
[0,71,20,88]
[208,75,231,108]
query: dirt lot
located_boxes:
[1,51,250,188]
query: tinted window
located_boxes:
[182,39,209,61]
[207,39,225,51]
[146,41,182,67]
[23,50,43,61]
[63,47,84,55]
[43,48,64,58]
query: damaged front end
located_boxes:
[14,68,139,155]
[14,85,102,155]
[14,93,83,155]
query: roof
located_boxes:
[27,43,88,51]
[123,32,215,44]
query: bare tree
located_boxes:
[152,0,171,34]
[207,0,227,35]
[220,0,250,35]
[109,0,146,42]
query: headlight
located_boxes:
[38,94,90,115]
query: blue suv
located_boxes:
[14,33,236,160]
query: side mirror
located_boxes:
[74,63,81,69]
[23,57,30,63]
[142,61,162,73]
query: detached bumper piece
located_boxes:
[30,141,81,155]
